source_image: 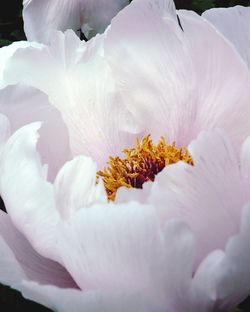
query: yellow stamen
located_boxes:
[97,134,193,201]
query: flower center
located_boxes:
[97,134,193,201]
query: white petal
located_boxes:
[0,210,76,288]
[105,0,250,151]
[21,281,166,312]
[177,10,250,151]
[0,123,60,261]
[203,6,250,70]
[54,155,107,219]
[0,84,71,180]
[0,236,26,286]
[149,130,248,265]
[3,30,139,166]
[0,41,42,88]
[57,202,195,309]
[79,0,130,39]
[190,203,250,311]
[23,0,129,43]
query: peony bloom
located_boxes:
[1,0,250,311]
[22,0,130,43]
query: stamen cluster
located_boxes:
[97,135,193,201]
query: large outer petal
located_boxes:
[104,0,250,151]
[148,130,248,266]
[0,84,71,180]
[0,123,61,261]
[202,6,250,70]
[20,282,166,312]
[2,30,139,166]
[57,204,194,298]
[23,0,129,43]
[0,210,76,288]
[189,204,250,311]
[17,219,195,312]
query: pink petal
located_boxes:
[23,0,129,43]
[104,0,250,151]
[0,210,76,288]
[190,204,250,310]
[56,201,195,306]
[20,281,164,312]
[0,123,60,262]
[203,6,250,70]
[54,155,107,219]
[149,130,248,265]
[0,84,71,180]
[3,30,139,166]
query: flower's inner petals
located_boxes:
[97,134,193,201]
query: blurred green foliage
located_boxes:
[1,0,250,311]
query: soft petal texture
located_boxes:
[1,0,250,310]
[0,41,42,88]
[21,218,195,311]
[23,0,129,43]
[0,114,10,150]
[240,136,250,179]
[54,155,107,220]
[189,204,250,311]
[126,130,247,266]
[0,123,60,261]
[2,122,250,311]
[203,6,250,70]
[104,0,250,152]
[20,282,166,312]
[2,30,139,166]
[0,210,76,288]
[0,84,71,180]
[57,204,194,295]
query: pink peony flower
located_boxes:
[1,0,250,311]
[23,0,130,43]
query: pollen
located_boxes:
[97,134,193,201]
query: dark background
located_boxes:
[0,0,250,311]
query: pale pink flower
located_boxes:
[1,0,250,311]
[23,0,130,43]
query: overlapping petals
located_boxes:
[1,123,250,311]
[23,0,129,43]
[1,0,250,311]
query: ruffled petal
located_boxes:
[189,204,250,311]
[57,202,195,307]
[0,210,76,288]
[0,123,60,261]
[3,30,139,166]
[177,9,250,151]
[23,0,129,43]
[104,0,250,151]
[0,40,42,88]
[0,84,71,180]
[202,6,250,70]
[54,155,107,219]
[148,130,248,265]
